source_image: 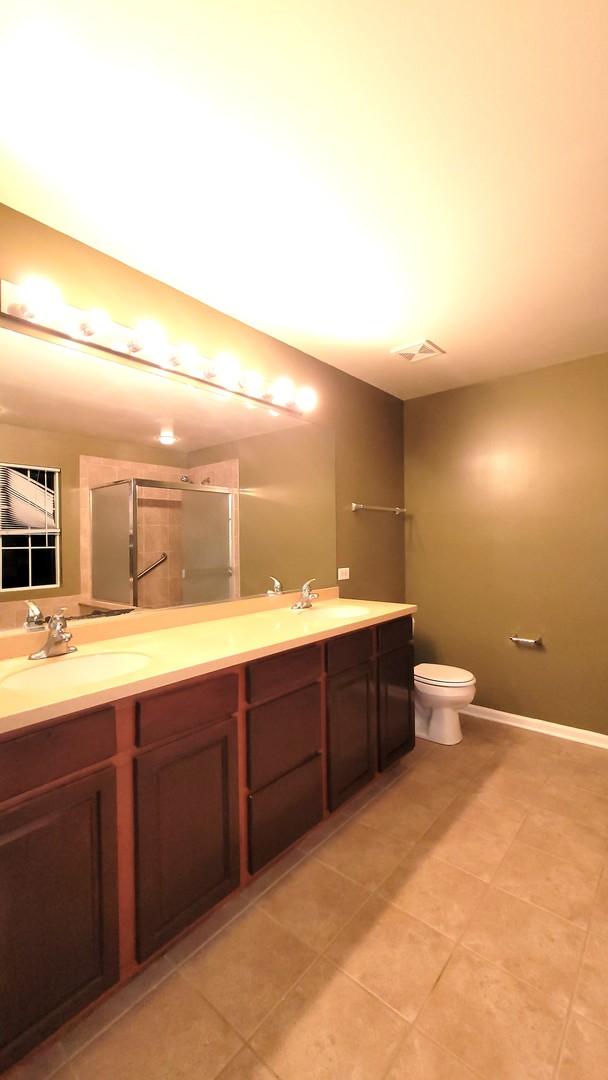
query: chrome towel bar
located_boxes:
[510,635,543,648]
[352,502,407,516]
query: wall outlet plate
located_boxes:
[337,567,350,580]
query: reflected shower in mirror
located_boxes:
[0,325,336,629]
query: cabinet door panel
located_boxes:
[378,645,414,770]
[0,769,118,1073]
[135,718,239,960]
[248,755,323,873]
[248,683,322,791]
[327,661,376,810]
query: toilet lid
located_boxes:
[414,663,475,687]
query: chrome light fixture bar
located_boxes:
[0,277,318,417]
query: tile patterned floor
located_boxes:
[9,718,608,1080]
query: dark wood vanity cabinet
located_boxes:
[246,646,324,872]
[0,616,415,1073]
[134,677,240,961]
[0,767,119,1073]
[377,617,415,770]
[327,660,377,810]
[327,629,377,810]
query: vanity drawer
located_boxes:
[136,674,238,747]
[0,707,116,803]
[248,683,322,792]
[378,617,413,655]
[246,644,322,704]
[326,628,374,675]
[248,754,323,873]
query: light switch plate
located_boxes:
[338,567,350,580]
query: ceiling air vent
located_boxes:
[390,339,445,363]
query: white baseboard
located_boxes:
[462,704,608,752]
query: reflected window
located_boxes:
[0,464,60,591]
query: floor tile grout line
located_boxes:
[409,1025,489,1080]
[551,856,607,1078]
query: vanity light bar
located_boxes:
[0,278,318,416]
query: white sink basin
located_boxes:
[1,652,151,692]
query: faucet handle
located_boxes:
[23,600,45,632]
[49,606,68,629]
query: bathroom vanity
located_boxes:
[0,598,415,1072]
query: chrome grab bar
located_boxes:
[510,635,543,648]
[137,552,168,580]
[352,502,407,516]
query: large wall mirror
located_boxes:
[0,326,336,629]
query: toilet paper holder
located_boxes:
[509,635,543,648]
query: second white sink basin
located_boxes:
[2,652,151,692]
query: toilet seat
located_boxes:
[414,663,475,687]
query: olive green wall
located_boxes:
[0,421,186,602]
[0,204,405,603]
[404,351,608,734]
[190,425,336,596]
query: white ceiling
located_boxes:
[0,1,607,400]
[0,328,301,451]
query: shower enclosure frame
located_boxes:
[89,477,236,607]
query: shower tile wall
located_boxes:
[136,488,183,608]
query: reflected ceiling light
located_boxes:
[0,277,318,416]
[157,428,177,445]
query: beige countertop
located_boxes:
[0,598,416,737]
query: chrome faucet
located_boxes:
[267,576,284,596]
[291,578,319,610]
[23,600,46,632]
[29,608,77,660]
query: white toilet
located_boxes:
[414,663,476,745]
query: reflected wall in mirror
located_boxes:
[0,326,336,629]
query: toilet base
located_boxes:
[415,702,463,745]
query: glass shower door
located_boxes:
[181,488,233,604]
[90,481,133,604]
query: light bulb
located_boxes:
[240,370,265,399]
[19,276,63,323]
[78,308,111,338]
[215,352,241,389]
[157,428,177,445]
[271,377,295,407]
[171,343,200,372]
[295,386,318,413]
[129,320,168,361]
